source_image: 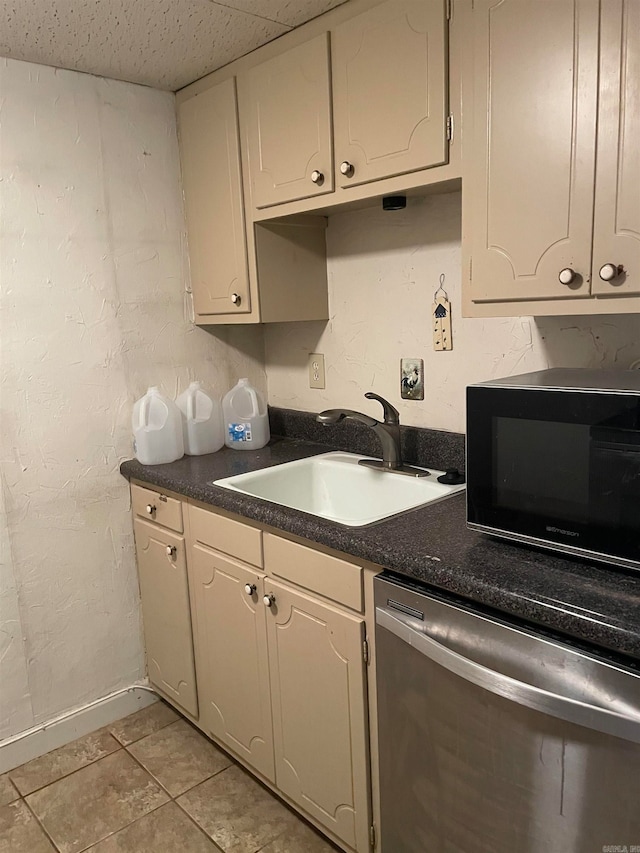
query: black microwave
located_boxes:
[466,368,640,572]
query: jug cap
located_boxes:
[147,386,160,395]
[188,381,202,390]
[238,378,249,385]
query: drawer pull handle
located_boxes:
[244,584,257,596]
[340,160,354,178]
[166,545,177,558]
[311,169,324,184]
[263,593,276,608]
[146,504,156,515]
[230,292,241,306]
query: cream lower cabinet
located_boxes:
[189,543,275,782]
[265,579,370,852]
[186,504,371,853]
[132,518,199,718]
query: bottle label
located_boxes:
[228,422,253,443]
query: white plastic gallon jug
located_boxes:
[132,386,184,465]
[176,381,224,456]
[222,379,270,450]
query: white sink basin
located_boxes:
[213,452,465,526]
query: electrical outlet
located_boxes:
[309,353,326,389]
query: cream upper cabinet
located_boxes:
[332,0,448,189]
[467,0,599,304]
[177,78,251,317]
[265,579,371,853]
[245,34,334,208]
[133,518,198,718]
[189,543,275,782]
[592,0,640,297]
[465,0,640,313]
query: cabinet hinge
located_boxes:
[370,823,376,849]
[446,113,454,142]
[363,639,370,665]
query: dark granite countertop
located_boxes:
[121,430,640,665]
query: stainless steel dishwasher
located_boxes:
[374,573,640,853]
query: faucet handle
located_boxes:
[365,392,400,425]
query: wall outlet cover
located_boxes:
[400,358,424,400]
[309,353,326,389]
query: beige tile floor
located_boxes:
[0,701,339,853]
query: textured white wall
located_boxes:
[0,58,265,740]
[264,193,640,433]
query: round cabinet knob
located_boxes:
[146,504,156,515]
[230,293,241,306]
[166,545,177,558]
[599,263,621,282]
[558,268,576,285]
[244,584,257,596]
[340,161,354,178]
[310,169,324,184]
[263,593,276,608]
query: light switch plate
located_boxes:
[400,358,424,400]
[309,353,326,389]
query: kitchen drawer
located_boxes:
[189,505,263,568]
[132,484,183,533]
[264,533,363,612]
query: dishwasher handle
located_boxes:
[376,606,640,745]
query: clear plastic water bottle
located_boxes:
[132,387,184,465]
[222,379,270,451]
[176,381,224,456]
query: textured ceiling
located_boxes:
[0,0,347,91]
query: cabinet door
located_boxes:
[133,519,198,717]
[265,579,370,852]
[245,34,333,208]
[177,78,251,316]
[592,0,640,296]
[332,0,447,189]
[189,544,275,782]
[467,0,599,303]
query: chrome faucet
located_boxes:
[317,392,429,477]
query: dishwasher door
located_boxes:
[374,574,640,853]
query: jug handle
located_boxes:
[187,390,196,421]
[139,394,151,429]
[246,387,260,417]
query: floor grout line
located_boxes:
[172,796,228,852]
[120,746,176,799]
[13,742,124,799]
[22,795,64,852]
[76,800,169,853]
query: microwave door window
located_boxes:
[494,419,591,524]
[589,412,640,531]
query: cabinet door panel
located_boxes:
[189,544,275,782]
[178,78,250,316]
[133,520,198,717]
[265,580,370,852]
[332,0,447,188]
[468,0,599,303]
[592,0,640,296]
[245,33,333,208]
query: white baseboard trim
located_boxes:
[0,684,159,774]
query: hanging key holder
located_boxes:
[432,273,452,351]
